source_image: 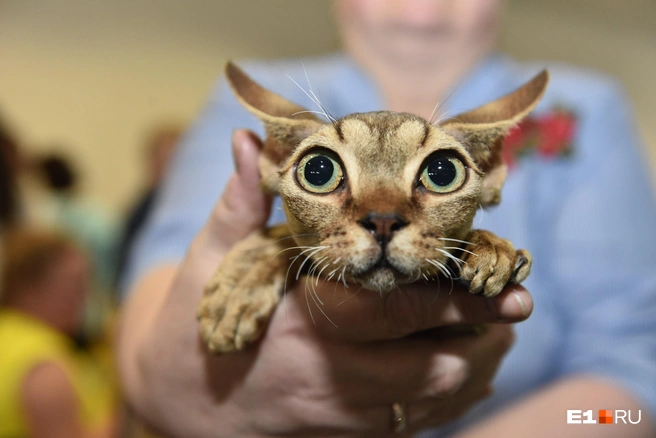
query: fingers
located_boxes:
[368,325,513,434]
[204,129,273,254]
[272,325,513,435]
[331,324,513,405]
[399,328,512,433]
[288,278,532,342]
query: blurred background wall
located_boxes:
[1,0,654,214]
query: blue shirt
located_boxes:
[125,53,656,435]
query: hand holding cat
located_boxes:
[156,129,532,437]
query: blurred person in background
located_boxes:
[115,122,182,290]
[0,112,23,296]
[0,113,22,229]
[22,151,119,338]
[0,228,118,438]
[118,0,656,436]
[28,152,119,294]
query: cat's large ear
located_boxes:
[440,70,549,207]
[226,62,325,193]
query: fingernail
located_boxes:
[496,291,531,321]
[513,293,529,318]
[231,130,244,175]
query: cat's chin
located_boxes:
[355,267,405,293]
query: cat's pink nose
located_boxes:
[358,213,408,245]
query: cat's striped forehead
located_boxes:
[334,112,431,159]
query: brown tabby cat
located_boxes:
[197,62,548,353]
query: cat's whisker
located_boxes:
[332,257,342,265]
[309,267,323,306]
[272,245,314,261]
[301,61,338,124]
[288,245,327,265]
[272,233,321,245]
[307,280,338,328]
[295,247,328,281]
[246,234,324,260]
[308,257,328,298]
[315,257,333,287]
[435,256,463,282]
[283,62,337,124]
[430,76,464,125]
[286,246,321,265]
[284,72,332,122]
[295,252,339,328]
[427,259,455,295]
[304,262,326,318]
[312,256,330,286]
[437,237,477,247]
[303,276,316,324]
[337,285,364,307]
[310,292,338,327]
[292,110,332,118]
[436,247,465,266]
[430,274,442,304]
[426,258,452,279]
[443,246,478,257]
[433,109,460,125]
[327,265,339,277]
[288,247,323,296]
[308,256,327,276]
[311,90,337,124]
[282,246,313,303]
[434,248,466,278]
[428,100,442,125]
[332,275,343,295]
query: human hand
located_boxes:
[125,129,532,438]
[228,280,529,437]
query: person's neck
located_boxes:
[348,44,492,120]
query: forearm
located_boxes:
[117,263,178,419]
[455,376,654,438]
[116,227,243,436]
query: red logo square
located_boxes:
[599,410,613,424]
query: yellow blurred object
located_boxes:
[0,309,116,437]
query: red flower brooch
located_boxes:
[502,108,577,168]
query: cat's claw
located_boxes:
[459,230,532,297]
[510,249,532,285]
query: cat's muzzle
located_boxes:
[354,254,409,293]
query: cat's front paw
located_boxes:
[458,230,532,297]
[197,275,282,354]
[197,226,294,354]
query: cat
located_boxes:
[197,62,548,354]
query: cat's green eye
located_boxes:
[296,151,344,194]
[419,155,466,193]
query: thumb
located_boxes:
[205,129,272,253]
